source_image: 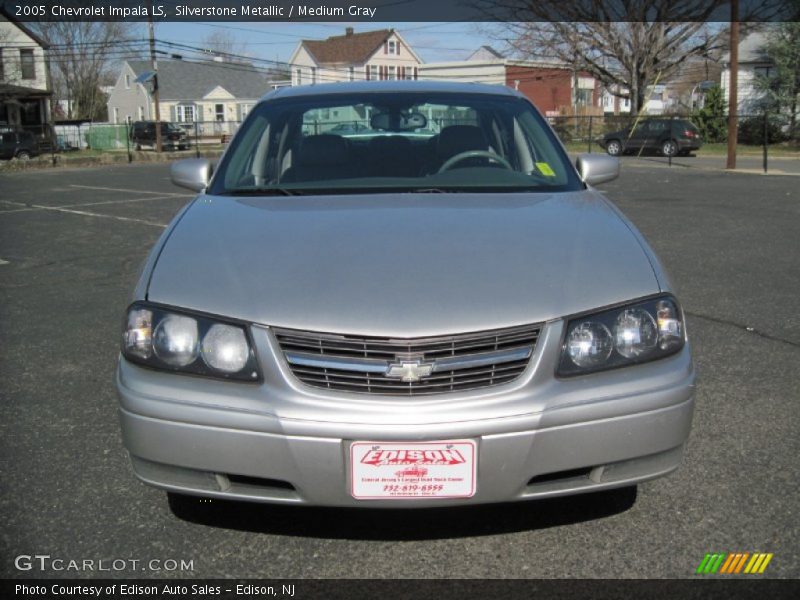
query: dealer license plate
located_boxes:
[350,440,477,500]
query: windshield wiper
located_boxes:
[406,188,452,193]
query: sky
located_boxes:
[153,21,502,66]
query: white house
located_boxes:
[721,30,774,114]
[0,8,52,137]
[289,28,422,85]
[107,59,282,135]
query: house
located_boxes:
[0,9,53,141]
[419,47,599,116]
[289,28,423,85]
[106,59,279,135]
[600,86,632,115]
[721,30,773,113]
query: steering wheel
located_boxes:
[438,150,514,173]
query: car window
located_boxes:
[211,91,583,195]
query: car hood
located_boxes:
[147,191,660,336]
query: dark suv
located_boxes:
[0,129,39,160]
[130,121,189,151]
[599,119,702,157]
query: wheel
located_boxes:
[438,150,514,173]
[16,150,31,161]
[135,143,142,151]
[661,139,678,157]
[605,140,622,156]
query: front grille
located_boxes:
[274,324,541,396]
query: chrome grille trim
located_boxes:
[274,324,541,396]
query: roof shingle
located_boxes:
[302,29,393,65]
[126,59,268,101]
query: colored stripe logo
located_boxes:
[696,553,773,574]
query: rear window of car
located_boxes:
[209,90,583,196]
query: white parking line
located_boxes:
[69,184,188,197]
[58,194,192,208]
[37,205,167,227]
[0,200,166,228]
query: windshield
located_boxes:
[208,91,583,195]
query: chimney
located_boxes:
[345,27,354,37]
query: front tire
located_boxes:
[661,139,678,157]
[606,139,622,156]
[16,150,31,161]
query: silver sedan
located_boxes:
[117,81,694,508]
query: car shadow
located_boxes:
[167,486,637,540]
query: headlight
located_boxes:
[121,303,260,381]
[558,295,685,376]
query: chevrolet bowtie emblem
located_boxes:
[385,360,434,382]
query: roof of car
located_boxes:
[261,80,522,102]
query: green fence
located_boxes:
[85,124,128,151]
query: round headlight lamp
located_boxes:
[613,308,658,358]
[566,321,614,368]
[201,324,250,373]
[153,314,199,366]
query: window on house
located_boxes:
[370,65,378,80]
[20,49,35,80]
[349,66,354,81]
[176,105,196,123]
[113,107,119,124]
[240,104,253,120]
[754,66,774,79]
[138,106,144,120]
[295,68,302,85]
[311,67,317,84]
[125,74,131,88]
[388,40,397,55]
[388,66,396,80]
[215,104,224,122]
[0,49,5,81]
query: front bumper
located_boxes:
[116,320,695,507]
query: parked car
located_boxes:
[0,129,39,160]
[117,81,694,508]
[599,119,702,157]
[329,122,371,135]
[130,121,189,151]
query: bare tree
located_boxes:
[477,0,730,115]
[32,21,142,121]
[200,30,250,61]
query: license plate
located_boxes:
[350,440,476,500]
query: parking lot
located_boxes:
[0,159,798,579]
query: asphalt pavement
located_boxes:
[0,162,797,580]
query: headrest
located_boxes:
[297,134,349,166]
[437,125,488,158]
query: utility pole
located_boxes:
[726,0,739,170]
[148,15,162,153]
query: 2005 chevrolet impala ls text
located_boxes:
[116,81,694,507]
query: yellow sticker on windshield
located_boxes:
[536,162,556,177]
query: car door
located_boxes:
[625,121,649,151]
[0,132,16,158]
[644,121,669,150]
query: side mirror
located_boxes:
[171,158,212,192]
[575,153,619,186]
